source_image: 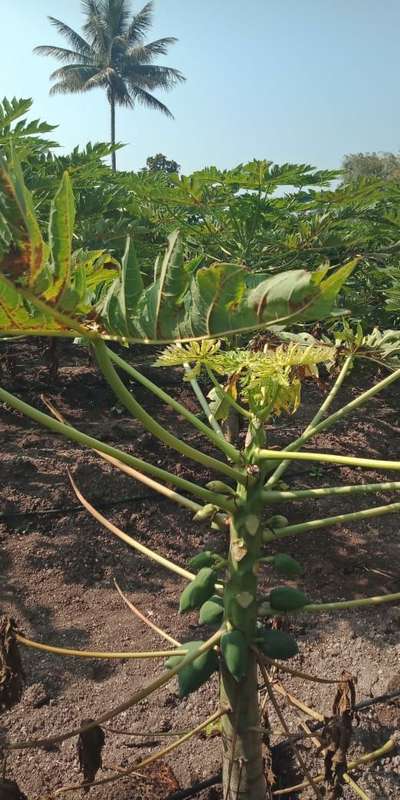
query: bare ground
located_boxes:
[1,340,400,799]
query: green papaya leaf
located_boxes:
[45,171,75,302]
[0,155,358,343]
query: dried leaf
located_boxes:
[77,720,105,792]
[0,617,24,711]
[322,671,356,798]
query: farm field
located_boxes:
[1,343,400,798]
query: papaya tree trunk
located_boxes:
[110,91,116,172]
[220,654,266,799]
[220,490,267,800]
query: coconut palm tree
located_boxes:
[34,0,185,170]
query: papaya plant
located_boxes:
[1,155,400,799]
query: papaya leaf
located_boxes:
[45,171,75,303]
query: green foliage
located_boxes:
[342,152,400,183]
[0,97,58,159]
[0,155,356,343]
[143,153,180,174]
[269,587,308,612]
[221,630,248,681]
[257,628,299,660]
[165,641,219,697]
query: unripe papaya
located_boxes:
[189,551,215,570]
[205,481,236,495]
[199,595,224,625]
[257,628,298,660]
[269,587,308,612]
[267,515,289,528]
[272,554,303,577]
[193,504,218,522]
[179,568,215,613]
[221,630,248,681]
[165,640,218,697]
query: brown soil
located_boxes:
[1,340,400,799]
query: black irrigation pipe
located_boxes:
[165,688,400,800]
[0,492,166,521]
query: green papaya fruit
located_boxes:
[193,504,218,521]
[199,595,224,625]
[205,480,236,495]
[269,587,308,612]
[189,551,215,570]
[257,628,298,660]
[266,515,289,528]
[165,640,218,697]
[179,567,215,613]
[221,630,248,682]
[272,554,303,578]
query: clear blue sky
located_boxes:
[2,0,400,173]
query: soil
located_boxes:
[1,340,400,799]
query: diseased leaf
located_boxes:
[45,171,75,302]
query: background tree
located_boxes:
[342,151,400,182]
[34,0,185,171]
[144,152,180,173]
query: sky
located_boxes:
[1,0,400,174]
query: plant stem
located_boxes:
[301,590,400,613]
[16,633,187,660]
[2,629,223,751]
[256,446,400,474]
[220,491,267,800]
[265,358,400,490]
[69,471,195,580]
[265,355,353,486]
[109,348,239,462]
[0,386,233,510]
[305,355,353,430]
[263,480,400,503]
[114,579,181,646]
[110,90,116,171]
[94,341,245,484]
[42,395,227,529]
[262,498,400,542]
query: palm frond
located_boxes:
[107,74,134,106]
[49,65,99,94]
[126,37,178,63]
[45,17,92,56]
[124,61,184,88]
[33,45,94,65]
[82,1,109,50]
[130,86,174,117]
[104,0,132,37]
[127,1,153,43]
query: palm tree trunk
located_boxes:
[110,91,116,171]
